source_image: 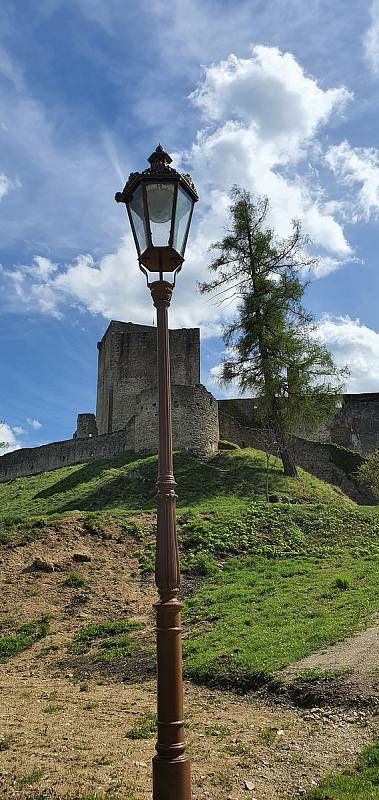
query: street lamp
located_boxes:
[115,145,198,800]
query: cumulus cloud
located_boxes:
[190,47,350,153]
[27,418,42,430]
[4,234,227,333]
[0,422,22,454]
[12,426,24,435]
[363,0,379,75]
[325,141,379,220]
[179,45,353,282]
[317,316,379,393]
[0,173,13,201]
[0,45,363,327]
[208,317,379,396]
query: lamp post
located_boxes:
[115,145,198,800]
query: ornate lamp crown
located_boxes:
[115,145,198,275]
[115,145,198,204]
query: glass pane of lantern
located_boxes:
[128,184,148,254]
[173,185,193,255]
[146,182,175,247]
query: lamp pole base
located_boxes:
[153,755,192,800]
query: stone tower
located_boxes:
[94,321,219,455]
[96,321,201,434]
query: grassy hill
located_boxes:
[0,446,356,520]
[0,445,379,798]
[1,445,378,691]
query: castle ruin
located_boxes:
[0,320,379,484]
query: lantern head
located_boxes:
[115,145,198,275]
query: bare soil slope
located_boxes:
[1,518,378,799]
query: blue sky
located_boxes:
[1,0,379,453]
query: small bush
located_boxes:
[65,571,86,588]
[334,574,350,590]
[0,736,11,751]
[0,615,50,662]
[126,713,157,739]
[357,448,379,498]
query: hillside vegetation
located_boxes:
[0,446,379,798]
[0,446,354,519]
[1,446,378,690]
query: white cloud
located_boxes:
[27,418,43,430]
[0,43,129,255]
[190,47,350,154]
[0,173,13,201]
[317,316,379,393]
[0,45,362,327]
[12,426,24,435]
[325,141,379,220]
[363,0,379,75]
[0,422,22,455]
[207,317,379,396]
[0,46,24,90]
[181,46,353,276]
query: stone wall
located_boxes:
[220,393,379,456]
[0,420,135,483]
[219,409,372,503]
[75,413,98,439]
[134,384,219,455]
[328,393,379,454]
[0,385,218,482]
[96,321,200,435]
[218,399,262,429]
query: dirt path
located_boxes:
[0,518,378,799]
[282,622,379,677]
[277,620,379,710]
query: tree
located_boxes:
[200,188,348,477]
[357,450,379,499]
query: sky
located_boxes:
[1,0,379,454]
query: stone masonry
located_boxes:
[96,321,200,435]
[0,319,378,484]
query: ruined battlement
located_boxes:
[96,321,200,435]
[0,320,378,484]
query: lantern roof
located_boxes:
[115,144,198,205]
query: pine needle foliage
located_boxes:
[199,188,348,476]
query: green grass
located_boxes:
[0,736,11,751]
[0,616,50,662]
[125,713,157,739]
[71,619,144,662]
[16,767,44,787]
[183,555,379,690]
[43,705,63,714]
[304,740,379,799]
[0,448,354,523]
[135,501,379,575]
[1,445,378,696]
[64,571,87,588]
[294,668,353,684]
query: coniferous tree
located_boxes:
[200,188,348,477]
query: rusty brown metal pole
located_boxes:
[149,279,192,800]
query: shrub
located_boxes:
[357,448,379,498]
[65,571,86,588]
[334,574,350,590]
